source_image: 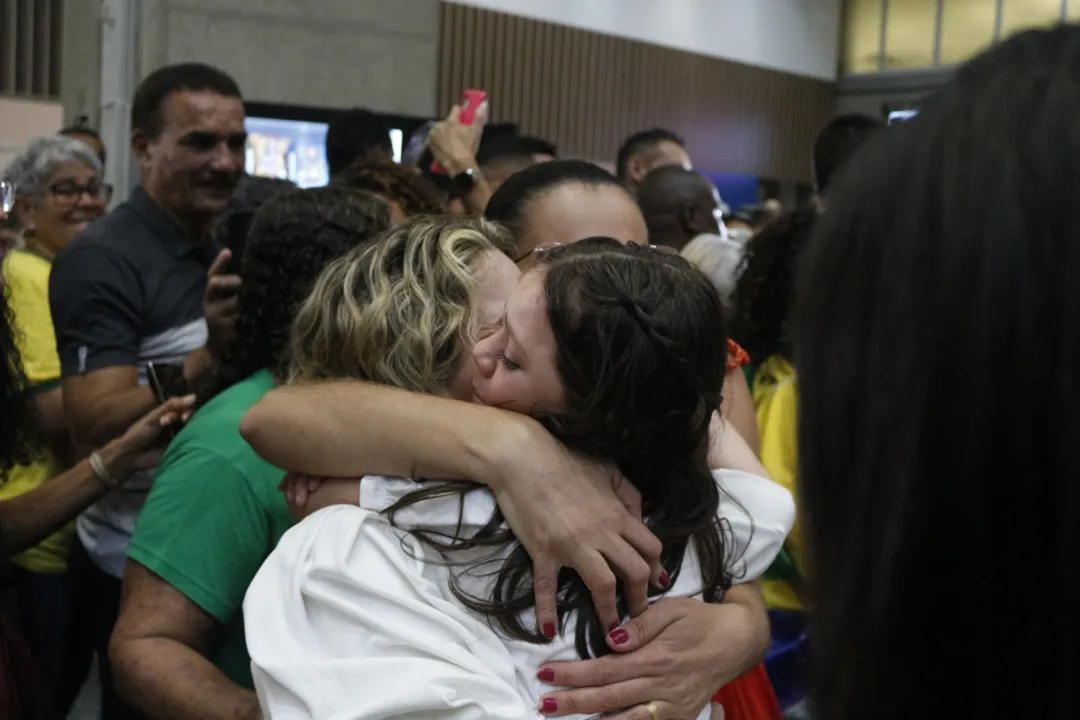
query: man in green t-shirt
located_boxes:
[110,187,390,720]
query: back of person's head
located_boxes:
[207,175,297,250]
[729,206,817,363]
[476,135,558,191]
[637,165,720,251]
[484,159,634,256]
[811,113,883,195]
[217,187,390,392]
[131,62,242,138]
[59,124,106,167]
[289,216,515,395]
[616,128,688,184]
[478,135,557,165]
[337,155,445,219]
[795,25,1080,720]
[325,108,393,178]
[483,239,732,657]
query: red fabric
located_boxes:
[712,663,782,720]
[726,340,750,372]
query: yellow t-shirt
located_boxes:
[753,355,804,611]
[2,250,73,573]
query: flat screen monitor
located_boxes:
[245,116,328,188]
[244,116,405,188]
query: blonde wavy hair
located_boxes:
[289,216,516,395]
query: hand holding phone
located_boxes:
[146,362,190,439]
[429,89,489,175]
[223,210,256,275]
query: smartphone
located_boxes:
[223,210,256,275]
[430,89,488,175]
[146,362,189,438]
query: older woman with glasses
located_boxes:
[0,134,111,701]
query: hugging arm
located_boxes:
[241,380,661,631]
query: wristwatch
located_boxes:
[451,167,478,198]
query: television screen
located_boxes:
[244,116,405,188]
[245,116,329,189]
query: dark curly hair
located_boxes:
[213,186,391,395]
[729,206,818,363]
[337,155,445,217]
[0,289,39,478]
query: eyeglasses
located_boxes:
[49,180,113,204]
[0,180,14,213]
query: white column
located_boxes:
[99,0,139,204]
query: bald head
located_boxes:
[637,166,721,251]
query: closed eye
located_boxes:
[497,351,521,371]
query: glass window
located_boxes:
[844,0,885,74]
[939,0,998,66]
[883,0,939,70]
[1000,0,1065,40]
[1068,0,1080,20]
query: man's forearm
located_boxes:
[71,385,156,454]
[240,381,532,490]
[111,638,260,720]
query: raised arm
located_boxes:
[240,380,661,632]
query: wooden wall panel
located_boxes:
[438,3,838,182]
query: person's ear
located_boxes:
[629,157,649,185]
[131,129,153,166]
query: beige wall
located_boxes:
[0,97,64,170]
[136,0,441,116]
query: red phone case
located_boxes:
[431,89,488,175]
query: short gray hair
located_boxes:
[3,135,103,198]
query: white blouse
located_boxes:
[244,470,795,719]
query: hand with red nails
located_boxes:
[534,589,769,719]
[490,448,665,636]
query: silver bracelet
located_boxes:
[89,451,121,490]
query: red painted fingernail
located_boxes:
[608,628,630,645]
[608,622,620,632]
[543,622,556,639]
[541,698,558,714]
[659,570,672,589]
[537,668,555,683]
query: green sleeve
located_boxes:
[128,445,272,623]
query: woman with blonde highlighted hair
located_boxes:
[289,216,517,399]
[241,215,794,719]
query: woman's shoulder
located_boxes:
[712,469,796,582]
[714,469,795,527]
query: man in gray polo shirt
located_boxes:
[49,62,246,718]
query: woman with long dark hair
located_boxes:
[796,24,1080,720]
[0,204,190,717]
[242,230,793,719]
